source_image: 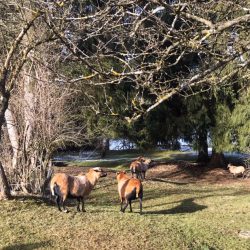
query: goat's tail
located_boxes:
[50,181,55,196]
[50,181,61,196]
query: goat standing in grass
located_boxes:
[227,163,245,178]
[130,156,153,179]
[50,167,107,212]
[116,171,143,214]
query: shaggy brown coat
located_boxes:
[50,167,107,212]
[130,156,152,179]
[116,171,143,214]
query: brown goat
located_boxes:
[130,156,153,179]
[116,171,143,214]
[50,167,107,212]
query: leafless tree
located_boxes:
[39,0,250,122]
[2,62,84,193]
[0,1,46,199]
[0,1,80,197]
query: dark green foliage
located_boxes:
[52,1,250,155]
[231,89,250,152]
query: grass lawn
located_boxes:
[60,149,198,169]
[1,150,250,249]
[1,177,250,249]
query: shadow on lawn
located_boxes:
[13,195,55,207]
[149,177,193,185]
[143,187,215,202]
[13,194,109,210]
[144,198,207,215]
[2,241,51,250]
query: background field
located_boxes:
[1,151,250,250]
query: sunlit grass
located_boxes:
[1,150,249,249]
[1,177,250,249]
[65,150,198,169]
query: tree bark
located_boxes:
[208,149,227,169]
[23,71,35,151]
[5,107,19,169]
[0,162,11,200]
[101,138,109,158]
[197,129,209,163]
[0,88,11,199]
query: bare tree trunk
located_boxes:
[0,160,11,200]
[100,138,109,158]
[5,107,19,169]
[0,4,42,199]
[0,84,12,199]
[23,72,35,151]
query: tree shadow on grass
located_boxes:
[143,198,207,215]
[13,194,85,206]
[149,177,194,185]
[13,195,54,207]
[2,241,51,250]
[13,195,98,213]
[143,187,214,202]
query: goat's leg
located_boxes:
[81,198,86,212]
[122,200,129,213]
[136,172,142,180]
[142,171,146,180]
[62,195,68,213]
[120,198,124,212]
[242,172,245,179]
[55,195,62,212]
[77,197,81,212]
[129,200,132,212]
[139,172,143,180]
[139,198,143,215]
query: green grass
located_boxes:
[65,150,198,169]
[1,178,250,250]
[1,150,249,249]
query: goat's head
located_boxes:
[91,167,107,178]
[116,171,127,180]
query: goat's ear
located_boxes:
[116,172,120,176]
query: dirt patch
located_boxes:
[147,161,250,185]
[53,161,250,186]
[53,165,90,175]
